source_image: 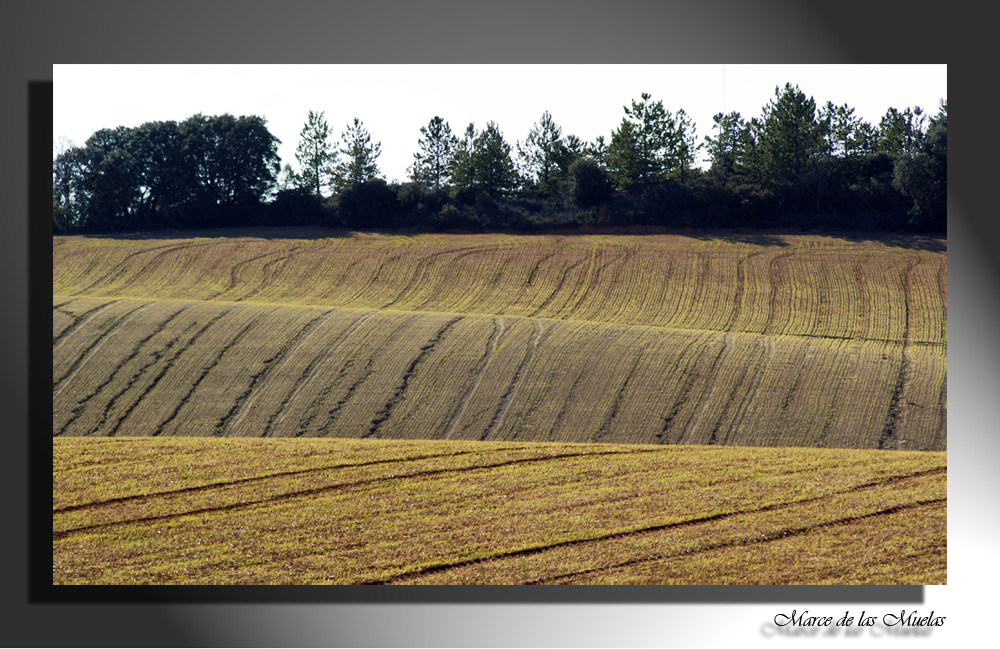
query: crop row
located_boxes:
[52,296,946,450]
[52,233,947,346]
[52,437,947,585]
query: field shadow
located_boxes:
[64,226,947,253]
[683,231,790,247]
[71,226,357,241]
[854,233,947,253]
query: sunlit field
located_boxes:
[54,437,945,585]
[52,229,947,585]
[53,230,946,449]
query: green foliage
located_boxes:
[893,101,946,230]
[670,108,701,181]
[337,177,399,227]
[333,118,382,195]
[877,106,926,157]
[295,110,337,198]
[410,116,458,192]
[517,110,569,196]
[704,111,745,179]
[623,92,673,186]
[180,113,281,212]
[605,93,700,190]
[53,114,280,231]
[757,83,826,187]
[606,118,641,192]
[435,203,463,230]
[565,156,613,206]
[450,122,520,200]
[53,81,946,235]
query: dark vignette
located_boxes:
[10,0,993,646]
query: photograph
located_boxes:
[51,63,947,588]
[6,3,993,644]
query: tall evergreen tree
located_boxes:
[819,101,869,158]
[586,135,607,166]
[758,83,825,186]
[473,122,519,199]
[295,110,336,198]
[449,122,520,199]
[517,110,567,196]
[877,106,926,157]
[893,100,946,229]
[449,123,478,195]
[623,92,673,187]
[704,111,745,179]
[605,118,642,192]
[409,116,457,191]
[736,117,766,186]
[333,118,382,194]
[671,108,701,181]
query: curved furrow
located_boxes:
[53,302,152,398]
[52,300,121,350]
[53,447,659,539]
[532,498,946,585]
[366,316,463,439]
[203,244,296,301]
[445,316,506,440]
[73,240,214,296]
[102,308,233,437]
[364,468,945,585]
[214,309,328,436]
[263,311,373,437]
[481,320,548,440]
[55,303,195,437]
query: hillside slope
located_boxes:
[52,230,947,449]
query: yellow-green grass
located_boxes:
[52,437,945,585]
[52,231,946,450]
[53,231,947,345]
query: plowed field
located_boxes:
[52,229,947,585]
[53,230,947,450]
[53,437,945,585]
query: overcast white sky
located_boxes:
[53,64,947,183]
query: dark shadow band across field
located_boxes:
[61,225,946,253]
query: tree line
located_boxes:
[53,83,947,234]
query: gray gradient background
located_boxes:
[3,1,995,646]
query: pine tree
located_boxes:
[623,93,672,187]
[605,118,641,192]
[295,110,336,198]
[517,110,566,196]
[450,122,519,199]
[473,122,519,199]
[333,118,381,194]
[704,111,745,179]
[758,83,825,186]
[409,116,457,191]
